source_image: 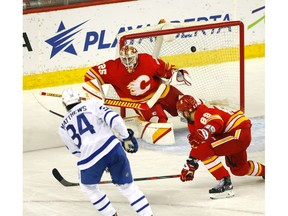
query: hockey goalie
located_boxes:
[82,45,192,145]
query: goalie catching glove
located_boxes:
[180,158,199,182]
[170,69,192,86]
[121,128,138,153]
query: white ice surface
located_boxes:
[23,58,265,216]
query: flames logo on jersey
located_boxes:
[127,75,150,96]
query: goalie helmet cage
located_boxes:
[115,20,244,117]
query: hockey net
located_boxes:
[107,21,244,118]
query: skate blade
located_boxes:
[209,189,235,199]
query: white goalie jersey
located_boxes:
[58,99,129,170]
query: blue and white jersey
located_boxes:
[58,99,129,170]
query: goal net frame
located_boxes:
[117,20,245,117]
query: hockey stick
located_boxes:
[52,168,79,186]
[52,168,180,187]
[40,83,166,111]
[40,92,87,101]
[33,93,65,118]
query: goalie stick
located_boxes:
[52,168,180,187]
[40,83,166,111]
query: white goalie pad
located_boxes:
[124,116,175,145]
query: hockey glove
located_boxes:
[176,69,192,86]
[187,128,211,148]
[121,129,138,153]
[180,159,199,182]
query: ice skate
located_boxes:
[209,176,234,199]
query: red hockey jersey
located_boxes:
[188,104,251,135]
[84,53,174,102]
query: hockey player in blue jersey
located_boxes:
[58,88,153,216]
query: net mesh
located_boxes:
[107,21,244,115]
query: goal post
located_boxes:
[115,20,245,117]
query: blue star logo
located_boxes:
[45,20,88,59]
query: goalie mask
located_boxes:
[119,45,138,73]
[62,88,81,109]
[176,95,199,121]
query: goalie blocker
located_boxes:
[123,116,175,145]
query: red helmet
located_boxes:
[176,95,199,114]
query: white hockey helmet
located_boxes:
[62,88,81,107]
[119,45,138,73]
